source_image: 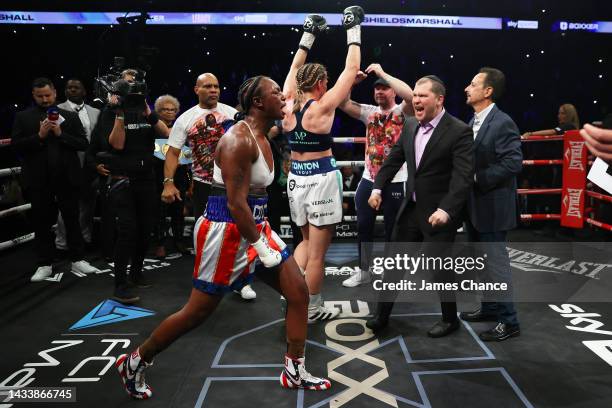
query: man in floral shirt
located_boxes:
[339,63,414,287]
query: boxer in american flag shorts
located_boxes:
[115,75,330,400]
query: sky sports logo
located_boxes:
[559,21,599,31]
[505,20,538,30]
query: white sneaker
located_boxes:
[308,303,339,324]
[71,260,100,275]
[239,284,257,300]
[31,265,53,282]
[342,267,371,287]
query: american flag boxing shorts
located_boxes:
[192,195,290,295]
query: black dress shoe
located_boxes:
[479,323,520,342]
[366,302,394,333]
[427,319,460,338]
[366,316,388,333]
[459,308,497,322]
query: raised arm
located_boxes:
[283,15,328,100]
[365,63,414,116]
[318,6,364,113]
[338,71,368,120]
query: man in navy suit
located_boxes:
[460,67,523,341]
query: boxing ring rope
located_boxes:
[0,167,22,177]
[517,188,562,195]
[520,214,561,220]
[2,130,612,251]
[520,135,564,141]
[0,233,35,251]
[0,203,31,219]
[585,218,612,232]
[586,190,612,204]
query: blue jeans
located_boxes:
[465,221,519,327]
[355,179,404,271]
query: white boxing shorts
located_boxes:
[287,156,343,227]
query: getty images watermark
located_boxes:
[370,253,510,292]
[355,242,612,303]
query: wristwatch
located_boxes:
[163,177,174,184]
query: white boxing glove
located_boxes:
[252,235,282,268]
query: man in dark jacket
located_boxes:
[460,67,523,341]
[11,77,99,281]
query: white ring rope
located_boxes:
[0,203,31,219]
[0,232,34,251]
[0,167,22,177]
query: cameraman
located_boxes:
[105,76,169,304]
[87,69,139,261]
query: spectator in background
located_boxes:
[155,95,180,128]
[161,73,256,301]
[341,165,361,215]
[152,95,188,258]
[522,104,579,232]
[11,77,99,281]
[56,78,100,251]
[521,103,580,138]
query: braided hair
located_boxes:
[293,63,327,113]
[235,75,267,122]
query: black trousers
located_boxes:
[267,182,302,248]
[384,202,458,322]
[193,180,211,220]
[110,177,157,287]
[154,164,188,245]
[28,184,84,266]
[98,181,117,259]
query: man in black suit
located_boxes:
[11,77,99,282]
[460,67,522,341]
[366,75,474,337]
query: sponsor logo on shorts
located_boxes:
[291,181,319,190]
[252,204,266,220]
[291,160,320,171]
[311,198,334,206]
[312,211,335,219]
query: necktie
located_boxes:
[75,105,84,112]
